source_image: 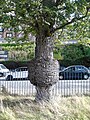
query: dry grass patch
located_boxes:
[0,95,90,120]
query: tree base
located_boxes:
[35,86,52,102]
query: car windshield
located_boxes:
[64,67,75,72]
[0,65,7,69]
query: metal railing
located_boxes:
[0,67,90,97]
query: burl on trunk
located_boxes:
[28,35,59,102]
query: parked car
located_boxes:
[0,72,4,77]
[0,64,13,80]
[10,67,28,80]
[59,65,90,80]
[0,64,9,73]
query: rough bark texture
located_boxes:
[28,36,59,102]
[35,86,52,102]
[28,59,59,86]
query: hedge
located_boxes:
[0,56,90,70]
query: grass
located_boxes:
[0,94,90,120]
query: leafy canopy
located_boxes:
[0,0,89,37]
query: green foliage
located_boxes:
[1,40,90,62]
[54,39,63,60]
[0,42,35,61]
[61,44,90,61]
[0,0,89,37]
[53,38,90,63]
[0,0,89,62]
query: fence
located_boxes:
[0,66,90,96]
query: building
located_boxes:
[61,40,77,45]
[0,26,9,61]
[0,25,16,39]
[0,25,35,42]
[0,25,36,61]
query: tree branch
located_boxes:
[54,7,89,32]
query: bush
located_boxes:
[59,56,90,67]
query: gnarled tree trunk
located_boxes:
[28,35,59,102]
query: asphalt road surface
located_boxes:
[0,78,90,96]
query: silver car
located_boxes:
[10,67,28,80]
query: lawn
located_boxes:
[0,94,90,120]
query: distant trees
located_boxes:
[61,44,90,61]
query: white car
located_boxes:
[0,64,9,73]
[0,64,12,80]
[0,66,28,81]
[10,67,28,80]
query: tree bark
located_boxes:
[35,86,52,102]
[28,35,59,102]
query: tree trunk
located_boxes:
[28,35,59,102]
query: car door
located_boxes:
[16,68,26,79]
[75,66,83,80]
[15,67,28,79]
[75,66,82,80]
[0,72,5,80]
[64,67,75,80]
[20,68,28,79]
[11,68,22,79]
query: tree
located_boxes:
[61,44,90,61]
[0,0,89,102]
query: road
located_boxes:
[0,78,90,96]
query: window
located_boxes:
[7,28,12,31]
[15,67,28,72]
[0,27,3,32]
[1,65,7,69]
[6,33,13,37]
[0,34,2,38]
[65,67,75,72]
[76,66,88,72]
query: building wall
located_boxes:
[0,27,9,61]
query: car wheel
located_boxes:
[83,74,89,80]
[59,75,63,80]
[6,75,13,81]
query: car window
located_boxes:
[20,68,27,71]
[64,67,75,72]
[24,68,28,71]
[75,66,88,72]
[16,67,27,72]
[75,67,81,71]
[1,65,7,69]
[16,68,20,72]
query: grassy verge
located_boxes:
[0,94,90,120]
